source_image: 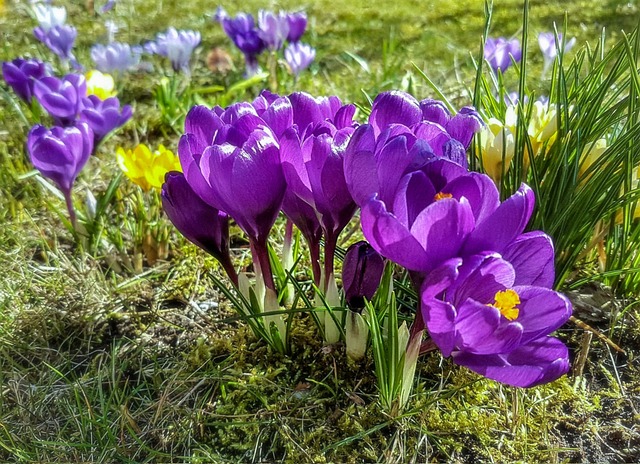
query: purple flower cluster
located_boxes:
[26,72,132,142]
[344,91,571,387]
[171,91,356,292]
[30,3,79,66]
[2,57,132,225]
[217,8,313,77]
[164,89,570,387]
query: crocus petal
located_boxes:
[455,299,523,354]
[513,285,572,345]
[334,104,356,129]
[161,171,230,262]
[444,172,500,224]
[281,192,322,245]
[289,92,332,129]
[453,336,570,387]
[408,198,475,270]
[376,132,419,206]
[420,257,463,299]
[392,171,436,228]
[446,107,484,149]
[502,231,555,287]
[178,133,220,207]
[343,125,379,206]
[422,298,457,357]
[184,105,223,149]
[360,196,432,272]
[369,91,422,135]
[449,254,515,306]
[420,158,468,192]
[261,96,293,139]
[412,121,451,157]
[419,99,450,126]
[463,183,535,255]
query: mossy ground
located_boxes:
[1,0,640,462]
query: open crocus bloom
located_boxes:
[421,248,571,388]
[358,158,523,274]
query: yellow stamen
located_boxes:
[434,192,453,201]
[491,289,520,321]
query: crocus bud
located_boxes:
[33,74,87,125]
[342,241,385,312]
[27,122,94,197]
[286,12,307,43]
[161,171,238,286]
[284,42,315,77]
[2,58,49,103]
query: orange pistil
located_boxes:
[434,192,453,201]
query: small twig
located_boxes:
[572,331,593,388]
[570,316,625,354]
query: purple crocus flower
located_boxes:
[162,171,238,286]
[538,32,576,62]
[33,73,87,125]
[484,37,522,73]
[257,10,290,51]
[539,32,576,77]
[27,122,94,225]
[286,12,307,43]
[179,102,288,291]
[280,92,357,286]
[419,99,484,150]
[285,42,315,77]
[91,42,142,73]
[145,27,201,73]
[221,13,266,76]
[34,24,77,60]
[345,94,482,209]
[355,91,482,171]
[342,241,385,312]
[357,158,537,275]
[2,58,49,103]
[79,95,132,144]
[421,249,571,387]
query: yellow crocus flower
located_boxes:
[117,144,181,191]
[504,101,558,169]
[479,118,515,184]
[146,145,182,189]
[86,70,116,100]
[579,138,607,179]
[528,101,557,151]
